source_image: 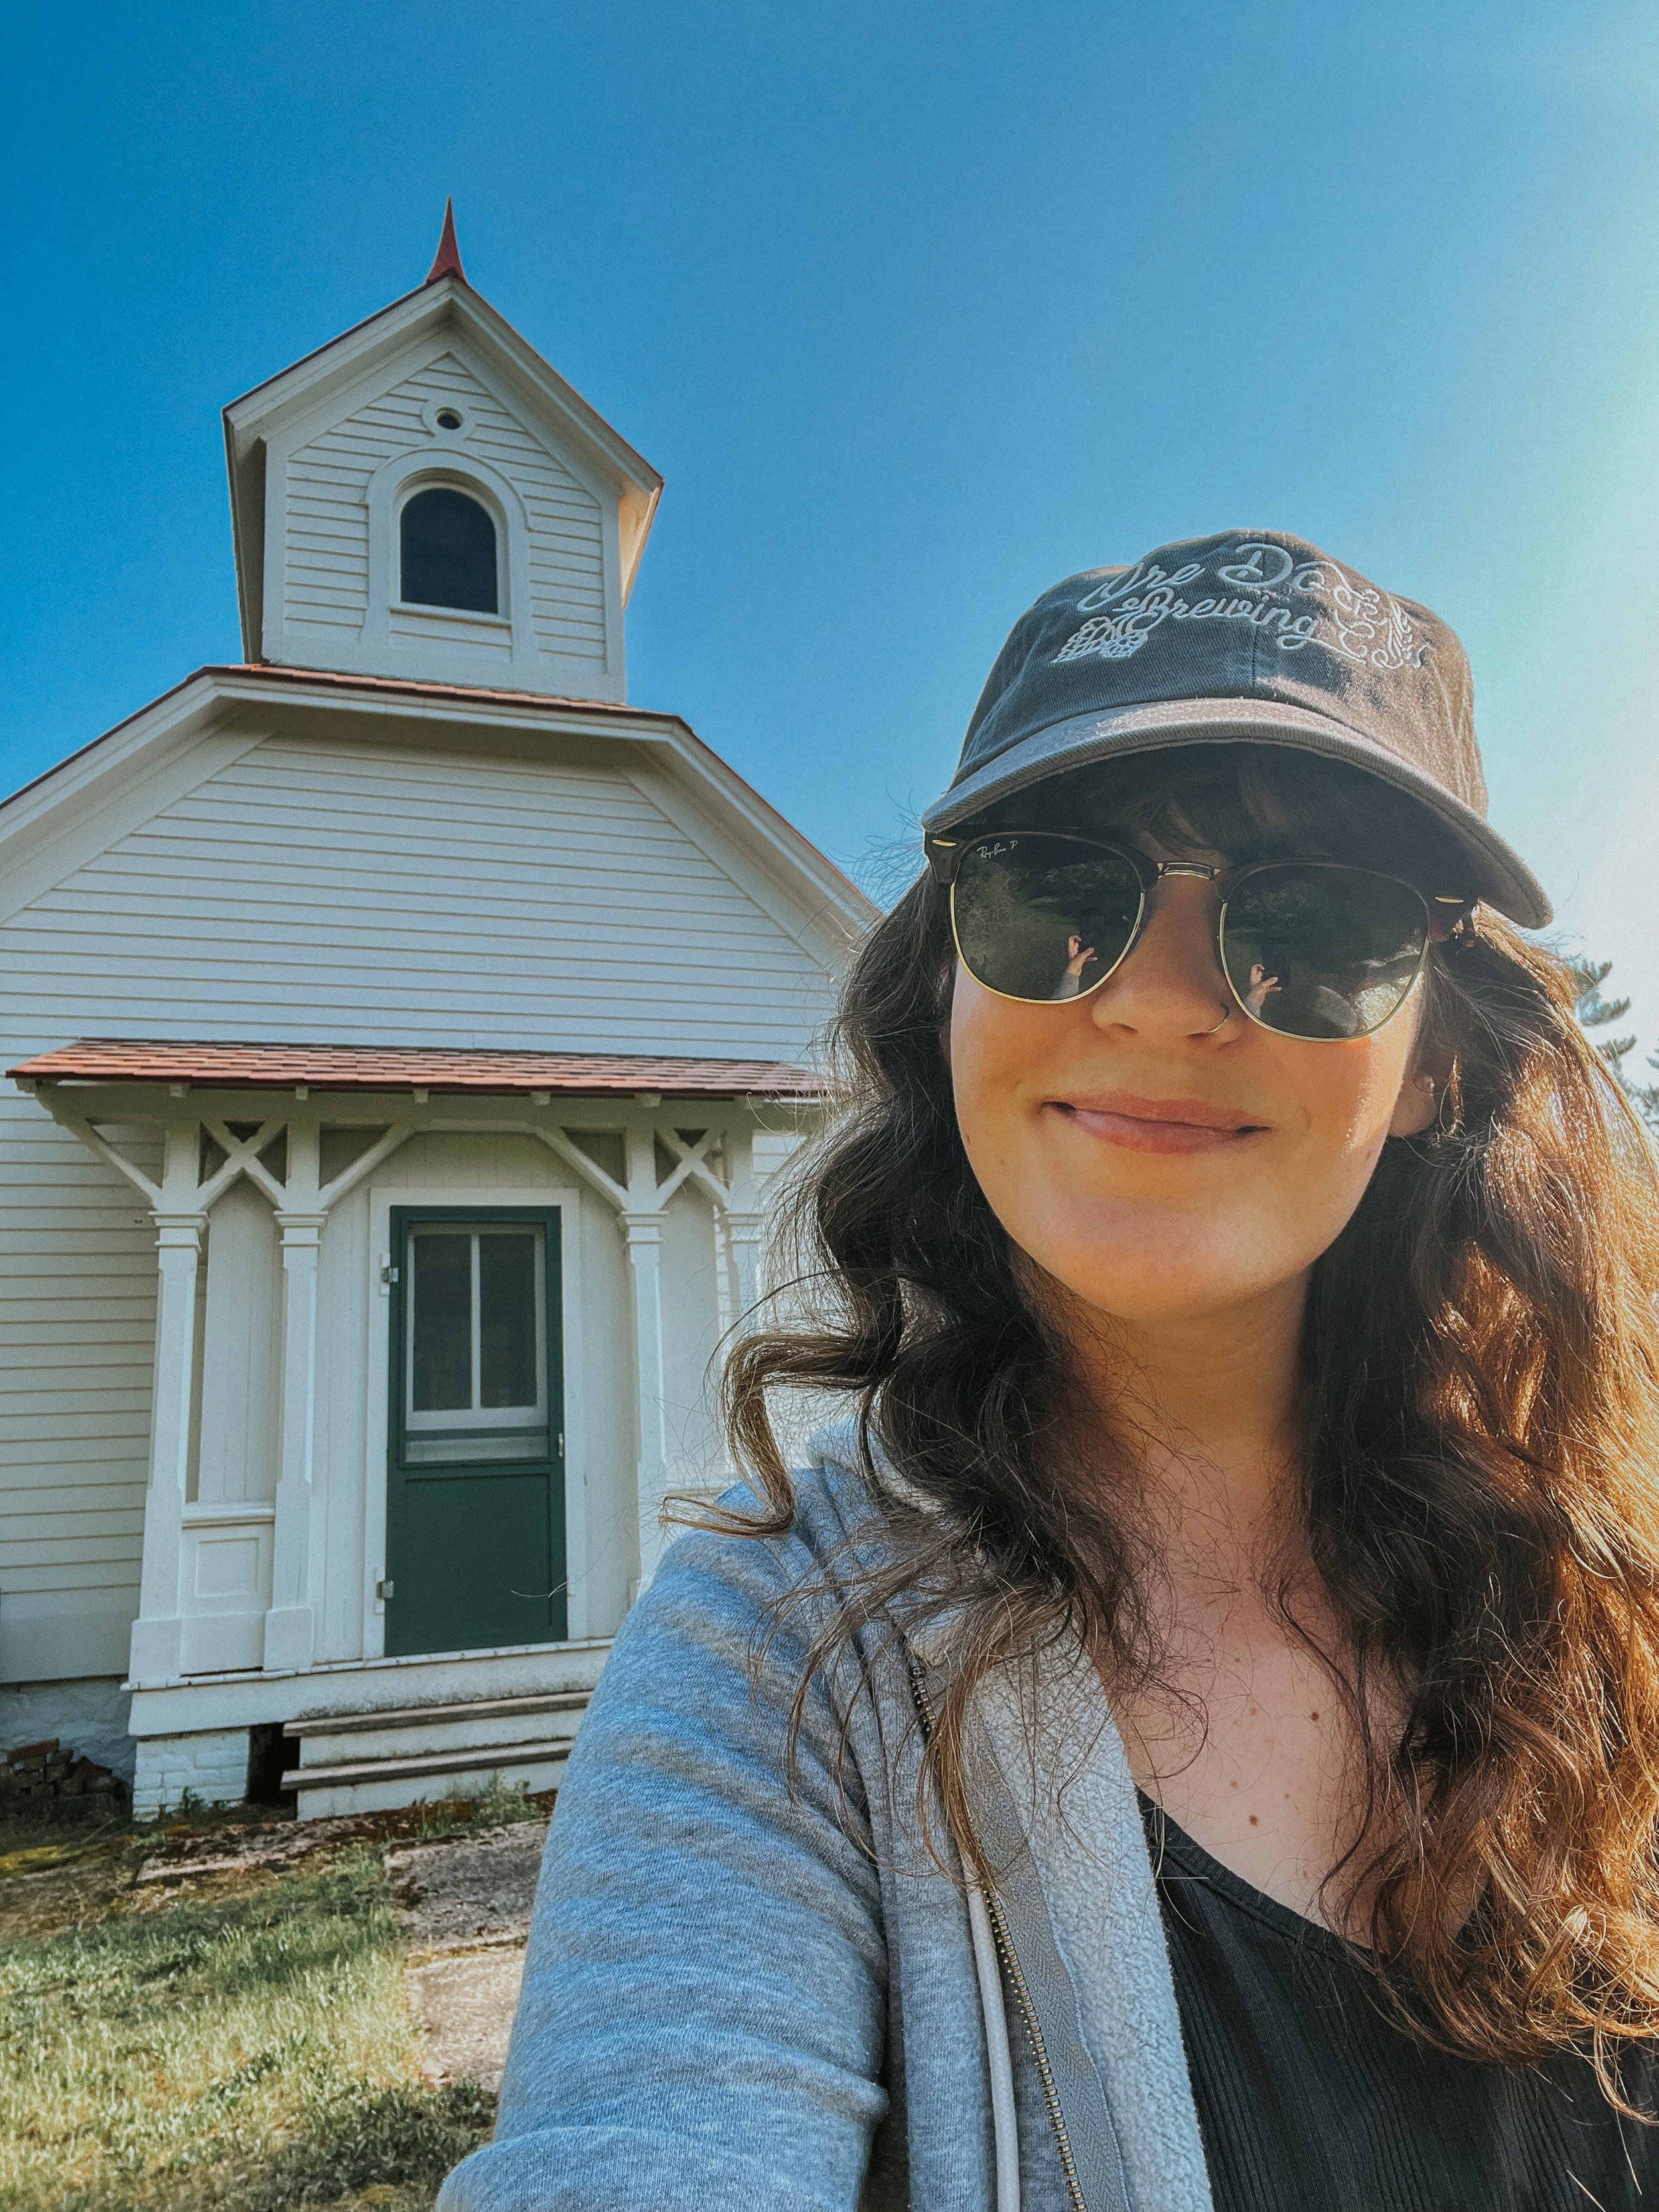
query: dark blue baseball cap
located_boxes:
[921,528,1550,927]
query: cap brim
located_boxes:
[920,696,1551,928]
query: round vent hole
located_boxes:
[436,408,463,430]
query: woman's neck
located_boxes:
[1054,1272,1390,1925]
[1058,1271,1311,1547]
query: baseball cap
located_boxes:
[920,528,1550,928]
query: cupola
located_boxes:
[221,203,662,702]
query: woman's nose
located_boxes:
[1088,876,1233,1041]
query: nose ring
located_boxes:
[1200,1005,1232,1037]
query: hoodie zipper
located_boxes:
[908,1659,1090,2212]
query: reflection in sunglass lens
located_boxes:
[952,834,1143,1002]
[1219,865,1427,1040]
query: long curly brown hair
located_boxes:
[720,743,1659,2087]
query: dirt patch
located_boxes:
[0,1793,553,1948]
[386,1820,548,1953]
[128,1809,408,1888]
[135,1802,500,1879]
[0,1829,134,1944]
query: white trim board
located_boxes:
[127,1633,614,1739]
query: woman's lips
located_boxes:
[1046,1092,1269,1155]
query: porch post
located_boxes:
[264,1209,325,1670]
[620,1209,670,1585]
[129,1167,206,1684]
[265,1120,326,1670]
[621,1121,670,1586]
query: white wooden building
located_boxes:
[0,213,874,1816]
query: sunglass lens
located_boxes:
[1220,865,1427,1040]
[951,834,1143,1002]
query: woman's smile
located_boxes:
[1046,1090,1271,1154]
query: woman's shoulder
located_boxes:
[645,1420,904,1619]
[567,1423,913,1785]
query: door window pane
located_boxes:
[479,1231,538,1408]
[403,1220,548,1464]
[411,1232,472,1411]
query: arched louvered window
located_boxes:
[399,486,499,613]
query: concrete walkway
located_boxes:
[387,1820,549,2094]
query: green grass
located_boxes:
[0,1847,491,2211]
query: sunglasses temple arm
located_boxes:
[1428,898,1480,945]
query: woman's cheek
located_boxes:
[1320,1047,1417,1161]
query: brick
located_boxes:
[133,1728,250,1818]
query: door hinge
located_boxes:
[376,1578,395,1601]
[379,1256,399,1291]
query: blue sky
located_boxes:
[9,4,1659,1051]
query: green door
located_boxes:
[384,1207,567,1657]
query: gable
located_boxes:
[1,728,840,1063]
[0,668,873,1690]
[265,336,621,700]
[283,350,609,670]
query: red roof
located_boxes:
[0,663,673,822]
[219,661,654,714]
[9,1040,824,1100]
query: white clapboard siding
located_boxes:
[0,724,839,1683]
[283,350,609,666]
[4,737,837,1056]
[0,1082,156,1681]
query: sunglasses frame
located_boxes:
[929,828,1476,1042]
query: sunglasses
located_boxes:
[929,830,1475,1043]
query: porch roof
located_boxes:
[8,1038,825,1100]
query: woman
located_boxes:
[442,531,1659,2211]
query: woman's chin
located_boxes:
[1037,1244,1304,1332]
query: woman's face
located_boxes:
[949,827,1437,1330]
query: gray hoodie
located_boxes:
[438,1429,1214,2212]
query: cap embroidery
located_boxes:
[1328,577,1427,673]
[1054,546,1431,672]
[1217,544,1297,587]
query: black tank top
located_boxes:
[1139,1794,1659,2211]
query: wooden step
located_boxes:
[283,1690,589,1741]
[281,1737,573,1795]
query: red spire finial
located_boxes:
[425,198,467,285]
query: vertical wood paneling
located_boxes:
[194,1183,281,1508]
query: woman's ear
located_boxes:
[1390,984,1453,1138]
[1390,1036,1454,1138]
[1390,1069,1439,1138]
